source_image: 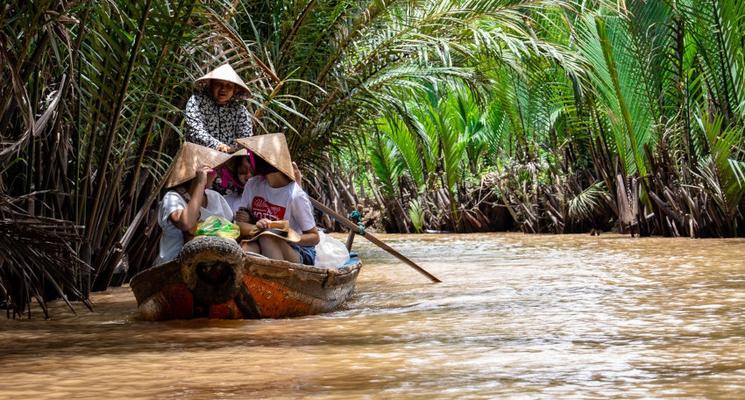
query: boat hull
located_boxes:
[130,236,361,320]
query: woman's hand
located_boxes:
[216,143,232,153]
[255,218,272,229]
[237,221,259,237]
[195,166,213,188]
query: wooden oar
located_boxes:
[309,198,441,283]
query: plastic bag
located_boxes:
[314,231,349,268]
[195,215,240,239]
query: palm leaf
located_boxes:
[568,181,610,222]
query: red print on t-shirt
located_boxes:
[251,196,286,221]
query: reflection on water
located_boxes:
[1,233,744,399]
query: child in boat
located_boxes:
[222,156,251,213]
[234,133,319,265]
[156,143,235,264]
[185,64,253,153]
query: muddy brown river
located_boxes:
[1,233,744,399]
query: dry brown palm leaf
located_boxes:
[0,195,90,318]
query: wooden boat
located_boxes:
[130,236,362,320]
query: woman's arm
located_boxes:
[290,190,319,246]
[237,221,259,237]
[169,167,209,233]
[298,227,320,246]
[235,208,259,237]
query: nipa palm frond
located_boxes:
[568,181,611,222]
[0,195,90,318]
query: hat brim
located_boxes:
[165,146,250,189]
[236,134,296,182]
[194,64,251,100]
[244,228,301,243]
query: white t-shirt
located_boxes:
[156,189,234,264]
[223,192,243,213]
[238,177,315,234]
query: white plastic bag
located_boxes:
[314,231,349,268]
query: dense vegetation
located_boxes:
[360,1,745,236]
[1,0,744,317]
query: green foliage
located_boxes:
[215,0,581,169]
[355,0,745,236]
[568,181,611,223]
[695,114,745,215]
[369,130,402,197]
[407,198,425,233]
[378,114,425,190]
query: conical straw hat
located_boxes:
[194,64,250,99]
[242,228,301,243]
[164,143,234,188]
[246,229,302,243]
[241,221,301,243]
[236,133,295,181]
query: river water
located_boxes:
[1,233,744,399]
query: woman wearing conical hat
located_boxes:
[156,143,235,264]
[184,64,253,153]
[234,133,320,265]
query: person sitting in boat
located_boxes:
[185,63,255,200]
[185,63,253,153]
[234,133,319,265]
[222,155,251,212]
[156,143,235,265]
